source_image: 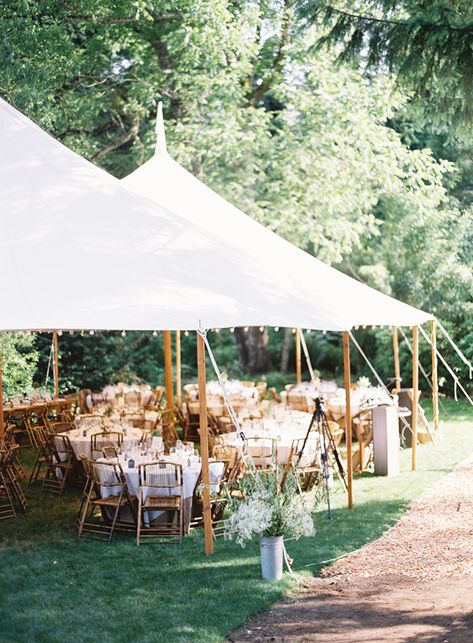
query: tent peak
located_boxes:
[155,101,168,156]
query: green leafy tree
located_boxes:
[0,333,38,396]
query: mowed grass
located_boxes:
[0,399,472,642]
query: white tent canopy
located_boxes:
[0,98,432,333]
[123,104,433,330]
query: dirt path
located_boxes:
[229,457,473,642]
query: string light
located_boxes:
[215,328,220,333]
[121,330,126,337]
[89,330,95,335]
[322,330,327,335]
[152,330,158,337]
[230,327,235,333]
[306,329,312,335]
[259,326,264,333]
[184,330,189,336]
[244,326,249,333]
[58,330,63,336]
[362,325,367,329]
[274,326,279,332]
[291,328,296,334]
[68,331,74,335]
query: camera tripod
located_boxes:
[296,397,348,519]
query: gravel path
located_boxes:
[229,456,473,642]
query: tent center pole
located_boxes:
[53,331,59,399]
[295,328,302,384]
[175,330,181,407]
[411,326,419,471]
[431,320,439,432]
[392,326,401,393]
[197,332,214,555]
[343,331,353,508]
[163,331,174,409]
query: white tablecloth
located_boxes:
[63,427,144,460]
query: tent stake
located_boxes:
[411,326,419,471]
[197,332,214,555]
[163,331,174,409]
[431,320,439,432]
[175,330,181,406]
[53,331,59,399]
[343,331,353,508]
[392,326,401,393]
[295,328,302,384]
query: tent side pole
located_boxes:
[431,320,439,432]
[343,331,353,508]
[197,332,214,555]
[392,326,401,393]
[411,326,419,471]
[163,330,174,409]
[53,331,59,399]
[175,330,181,407]
[0,347,4,442]
[295,328,302,384]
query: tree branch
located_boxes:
[90,117,140,162]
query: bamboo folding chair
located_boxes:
[246,437,278,470]
[136,462,184,545]
[29,425,50,485]
[283,435,321,492]
[101,445,119,459]
[191,460,229,530]
[3,424,26,480]
[42,434,76,495]
[0,444,28,516]
[25,403,49,448]
[160,409,179,446]
[90,431,123,460]
[183,402,201,442]
[77,459,136,542]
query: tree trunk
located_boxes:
[280,327,292,372]
[234,327,272,375]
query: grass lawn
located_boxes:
[1,399,472,642]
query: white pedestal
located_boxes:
[373,406,400,476]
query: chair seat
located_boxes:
[143,495,181,509]
[94,494,136,507]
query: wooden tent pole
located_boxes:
[0,347,4,442]
[197,332,214,555]
[295,328,302,384]
[163,330,174,409]
[343,331,353,508]
[411,326,419,471]
[175,330,181,406]
[392,326,401,393]
[53,331,59,399]
[431,320,439,432]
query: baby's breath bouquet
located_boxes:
[224,468,315,547]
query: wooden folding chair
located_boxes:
[29,425,50,485]
[90,431,123,459]
[136,462,184,545]
[246,437,278,470]
[0,444,28,515]
[42,434,76,495]
[160,409,179,446]
[77,459,136,542]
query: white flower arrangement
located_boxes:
[224,468,315,547]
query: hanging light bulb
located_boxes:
[259,326,264,333]
[215,328,220,333]
[89,330,95,335]
[184,330,189,336]
[152,330,158,337]
[121,330,126,337]
[69,330,74,335]
[322,330,327,335]
[362,325,367,329]
[306,329,312,335]
[292,328,296,334]
[274,326,279,332]
[230,327,235,333]
[244,326,249,333]
[58,330,63,336]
